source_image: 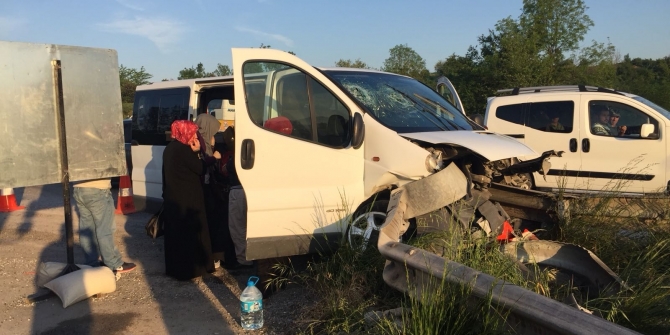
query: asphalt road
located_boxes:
[0,184,305,335]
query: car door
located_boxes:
[520,96,583,191]
[436,76,465,114]
[232,48,365,260]
[578,96,665,193]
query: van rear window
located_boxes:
[496,104,524,125]
[132,87,190,145]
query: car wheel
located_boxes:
[346,200,389,251]
[345,199,418,252]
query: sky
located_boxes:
[1,0,669,82]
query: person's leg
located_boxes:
[85,188,124,270]
[74,187,101,266]
[228,188,252,266]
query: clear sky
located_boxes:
[2,0,668,82]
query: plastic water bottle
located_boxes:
[240,276,264,330]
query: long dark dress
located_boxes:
[162,140,214,280]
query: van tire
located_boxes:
[346,199,416,251]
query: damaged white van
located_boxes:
[132,48,544,260]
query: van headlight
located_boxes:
[425,151,444,172]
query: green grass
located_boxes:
[558,191,670,334]
[270,176,670,334]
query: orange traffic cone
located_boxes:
[115,175,137,214]
[0,188,25,212]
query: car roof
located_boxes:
[491,85,637,99]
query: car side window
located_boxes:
[527,101,574,133]
[589,100,660,138]
[243,61,351,147]
[495,104,524,125]
[310,79,350,147]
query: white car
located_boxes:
[485,86,668,194]
[131,49,540,260]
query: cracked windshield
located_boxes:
[326,70,476,133]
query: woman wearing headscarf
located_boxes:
[195,113,235,267]
[162,120,214,280]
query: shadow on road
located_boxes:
[123,215,242,334]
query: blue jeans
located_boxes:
[73,187,123,269]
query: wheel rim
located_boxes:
[347,210,386,251]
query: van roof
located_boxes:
[136,75,234,91]
[493,85,638,98]
[136,67,411,91]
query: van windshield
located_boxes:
[325,70,476,133]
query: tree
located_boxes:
[178,62,213,79]
[381,44,429,82]
[477,0,595,86]
[435,0,603,114]
[335,58,370,69]
[519,0,593,62]
[119,65,152,118]
[213,63,232,76]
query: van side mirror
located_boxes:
[351,113,365,149]
[641,123,655,138]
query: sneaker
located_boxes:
[114,262,137,274]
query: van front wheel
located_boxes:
[346,200,389,252]
[345,200,417,251]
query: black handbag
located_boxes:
[145,206,164,239]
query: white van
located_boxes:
[485,86,669,194]
[131,48,540,260]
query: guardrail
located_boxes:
[377,163,640,335]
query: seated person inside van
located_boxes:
[609,111,627,136]
[591,106,613,136]
[545,112,565,132]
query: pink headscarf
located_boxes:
[171,120,199,145]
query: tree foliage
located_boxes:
[382,44,430,83]
[178,62,213,79]
[119,65,152,118]
[213,64,232,76]
[435,0,612,114]
[335,58,371,69]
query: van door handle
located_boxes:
[241,139,255,169]
[581,138,590,153]
[569,138,577,152]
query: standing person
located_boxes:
[162,120,214,280]
[225,127,254,270]
[73,178,136,276]
[195,113,227,268]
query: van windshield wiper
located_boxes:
[383,84,451,131]
[412,93,467,130]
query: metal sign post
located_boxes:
[52,60,79,275]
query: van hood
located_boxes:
[400,131,537,162]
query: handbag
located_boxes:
[145,206,164,239]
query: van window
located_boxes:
[495,104,524,126]
[132,87,190,145]
[242,62,351,147]
[527,101,574,133]
[589,100,660,138]
[310,78,350,147]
